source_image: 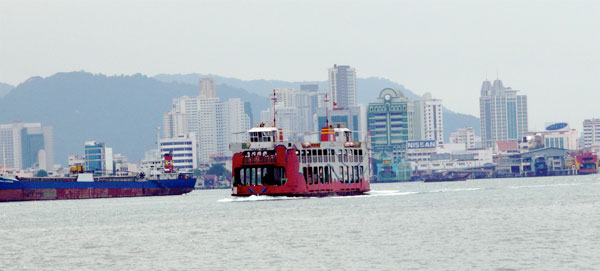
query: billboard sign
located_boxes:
[406,140,437,149]
[545,122,569,131]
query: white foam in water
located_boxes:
[427,187,485,193]
[218,195,306,203]
[509,183,588,189]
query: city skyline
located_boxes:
[1,1,598,133]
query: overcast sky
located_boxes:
[1,0,598,131]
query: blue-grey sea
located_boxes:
[1,175,599,270]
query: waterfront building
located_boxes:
[417,93,444,146]
[583,118,600,148]
[367,88,421,160]
[367,88,423,180]
[0,122,54,170]
[479,79,528,148]
[328,64,357,109]
[159,133,197,171]
[84,141,106,174]
[199,78,216,98]
[542,122,579,150]
[449,127,476,149]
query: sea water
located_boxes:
[1,175,599,270]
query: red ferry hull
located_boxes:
[231,145,370,197]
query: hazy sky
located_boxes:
[1,0,598,131]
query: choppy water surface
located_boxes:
[1,175,599,270]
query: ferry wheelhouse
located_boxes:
[230,124,370,197]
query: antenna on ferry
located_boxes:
[323,93,330,127]
[271,89,277,127]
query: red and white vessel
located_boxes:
[229,123,370,197]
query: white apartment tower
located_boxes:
[479,79,528,148]
[449,127,476,149]
[199,78,216,98]
[328,64,357,109]
[419,93,444,146]
[583,118,600,148]
[159,133,198,171]
[164,94,251,163]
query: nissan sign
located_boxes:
[406,140,437,149]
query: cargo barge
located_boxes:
[0,154,196,202]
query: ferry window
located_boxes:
[313,167,319,184]
[301,150,306,163]
[307,150,312,163]
[345,166,350,183]
[234,168,242,185]
[354,166,359,182]
[360,166,364,182]
[351,166,355,183]
[319,167,324,184]
[323,150,328,163]
[324,166,330,184]
[359,150,363,162]
[318,149,323,163]
[303,167,308,184]
[308,167,313,185]
[339,166,344,183]
[331,149,335,162]
[344,150,348,163]
[250,168,256,186]
[338,150,343,162]
[256,168,262,185]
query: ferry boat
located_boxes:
[229,124,371,197]
[0,153,196,202]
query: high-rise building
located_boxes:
[164,95,251,163]
[449,127,476,149]
[417,93,444,146]
[224,98,251,153]
[479,79,528,148]
[583,118,600,148]
[0,122,53,170]
[199,78,216,98]
[367,88,421,162]
[328,64,357,109]
[261,88,316,140]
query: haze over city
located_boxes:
[1,0,598,132]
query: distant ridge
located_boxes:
[0,82,13,98]
[0,72,267,164]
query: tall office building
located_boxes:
[199,78,216,98]
[164,95,251,163]
[0,122,53,170]
[328,64,357,109]
[224,98,251,154]
[583,118,600,148]
[417,93,444,146]
[367,88,421,162]
[260,88,316,140]
[479,79,528,148]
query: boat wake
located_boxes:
[509,182,589,189]
[218,195,306,203]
